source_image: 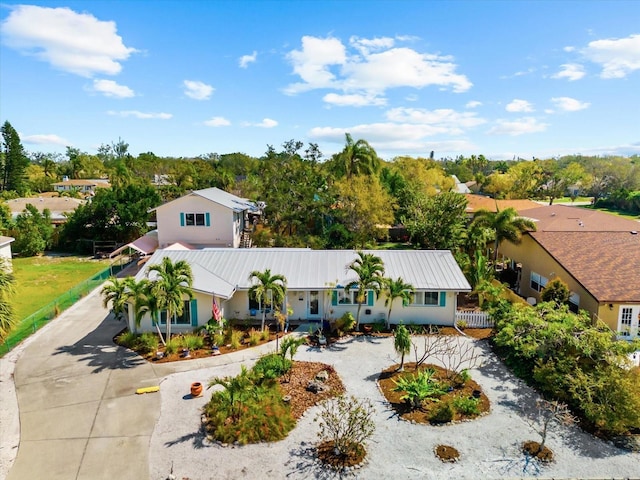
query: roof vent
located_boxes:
[631,231,638,235]
[551,212,556,216]
[578,221,584,227]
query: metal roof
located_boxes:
[152,187,258,214]
[134,248,471,294]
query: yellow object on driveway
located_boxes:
[136,386,160,394]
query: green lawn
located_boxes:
[12,255,112,321]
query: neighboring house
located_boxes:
[452,175,471,194]
[126,248,471,334]
[152,187,263,249]
[499,205,640,339]
[6,197,85,225]
[0,236,14,270]
[52,178,111,195]
[464,193,541,218]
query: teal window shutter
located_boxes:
[367,290,374,306]
[190,299,198,326]
[439,292,446,307]
[180,212,185,226]
[205,212,210,226]
[331,290,338,306]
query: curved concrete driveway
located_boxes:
[3,285,301,480]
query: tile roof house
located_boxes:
[498,204,640,339]
[464,194,542,216]
[52,178,110,195]
[126,248,471,334]
[151,187,263,249]
[6,197,85,225]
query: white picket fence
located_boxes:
[455,310,494,329]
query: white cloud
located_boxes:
[465,100,482,108]
[203,116,231,127]
[107,110,172,119]
[506,99,534,113]
[323,92,386,107]
[552,63,586,81]
[284,35,471,104]
[92,79,134,98]
[583,34,640,78]
[385,107,486,132]
[22,134,69,146]
[239,51,257,68]
[0,5,136,77]
[550,97,590,112]
[243,118,278,128]
[563,46,576,52]
[487,117,548,136]
[183,80,214,100]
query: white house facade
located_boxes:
[0,236,14,270]
[126,248,471,334]
[152,187,262,249]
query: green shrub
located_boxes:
[164,337,181,354]
[453,396,480,415]
[393,368,446,409]
[212,332,225,347]
[138,332,159,354]
[183,334,204,350]
[260,328,271,341]
[253,353,291,379]
[430,401,455,424]
[372,320,386,333]
[248,328,262,346]
[335,312,355,334]
[204,366,295,444]
[116,330,137,349]
[228,329,243,349]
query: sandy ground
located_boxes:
[149,335,640,480]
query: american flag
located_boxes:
[212,297,222,324]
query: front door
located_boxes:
[308,290,320,318]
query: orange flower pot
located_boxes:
[190,382,203,397]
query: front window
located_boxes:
[160,300,191,325]
[411,291,439,306]
[333,289,370,305]
[569,292,579,313]
[185,213,206,226]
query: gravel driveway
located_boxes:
[149,334,639,480]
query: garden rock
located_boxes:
[315,370,329,382]
[307,380,330,394]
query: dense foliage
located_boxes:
[489,299,640,436]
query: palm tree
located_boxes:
[345,251,385,330]
[101,276,128,322]
[123,277,150,334]
[383,277,414,330]
[248,269,287,331]
[0,260,16,341]
[470,207,536,262]
[335,133,380,179]
[394,324,411,371]
[147,257,193,344]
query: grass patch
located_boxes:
[12,255,112,321]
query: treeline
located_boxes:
[1,119,639,257]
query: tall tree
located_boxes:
[346,251,385,330]
[248,269,287,331]
[101,277,129,322]
[330,133,380,179]
[471,207,536,262]
[1,121,29,193]
[11,204,53,256]
[383,277,414,329]
[147,257,194,344]
[0,259,16,341]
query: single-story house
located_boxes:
[52,178,110,195]
[0,235,14,270]
[498,205,640,339]
[125,248,471,334]
[464,193,542,218]
[6,197,85,225]
[151,187,264,249]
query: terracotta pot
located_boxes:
[191,382,203,397]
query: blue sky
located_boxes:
[1,1,639,161]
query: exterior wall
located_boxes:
[0,242,12,264]
[500,235,598,317]
[598,303,640,339]
[127,291,211,334]
[156,195,239,248]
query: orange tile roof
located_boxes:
[531,231,640,303]
[464,194,542,214]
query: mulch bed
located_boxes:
[316,440,367,469]
[377,362,490,424]
[434,444,460,462]
[279,361,346,419]
[523,440,554,462]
